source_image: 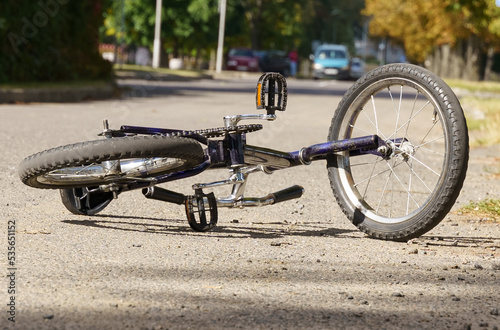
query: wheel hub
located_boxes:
[384,140,416,162]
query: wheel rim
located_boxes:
[336,78,449,224]
[37,157,187,186]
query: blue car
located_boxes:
[311,44,350,79]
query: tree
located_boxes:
[0,0,112,83]
[101,0,220,65]
[364,0,500,80]
[101,0,366,67]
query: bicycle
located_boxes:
[19,64,469,241]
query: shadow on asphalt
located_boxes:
[419,235,500,248]
[62,214,358,239]
[62,215,500,247]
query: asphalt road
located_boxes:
[1,77,499,329]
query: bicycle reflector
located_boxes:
[256,73,287,114]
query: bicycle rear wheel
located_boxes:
[327,64,468,241]
[19,135,204,189]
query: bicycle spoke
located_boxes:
[362,156,382,200]
[358,107,388,140]
[75,163,98,175]
[371,95,380,138]
[394,100,431,136]
[406,153,441,177]
[415,134,445,149]
[353,159,404,188]
[389,157,397,217]
[407,159,413,215]
[385,162,420,208]
[416,145,445,156]
[404,161,434,193]
[403,90,420,141]
[376,162,394,213]
[349,123,374,136]
[387,85,403,142]
[418,115,439,146]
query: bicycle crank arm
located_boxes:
[217,185,304,208]
[142,186,186,204]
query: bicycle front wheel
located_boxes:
[328,64,469,241]
[19,136,205,189]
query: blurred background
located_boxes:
[2,0,500,82]
[1,0,500,148]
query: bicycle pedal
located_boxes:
[185,190,218,232]
[256,72,287,113]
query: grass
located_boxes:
[459,96,500,146]
[446,79,500,94]
[460,199,500,221]
[446,80,500,147]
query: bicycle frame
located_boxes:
[109,73,390,209]
[115,124,385,195]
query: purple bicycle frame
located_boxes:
[116,125,385,192]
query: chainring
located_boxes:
[162,124,263,139]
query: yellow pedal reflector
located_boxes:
[257,83,262,107]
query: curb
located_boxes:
[0,70,264,104]
[115,70,213,81]
[0,83,117,104]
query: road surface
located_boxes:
[1,77,499,329]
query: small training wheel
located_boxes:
[185,190,218,232]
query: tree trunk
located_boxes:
[426,37,482,81]
[242,0,263,50]
[464,35,481,81]
[449,39,465,79]
[245,12,260,50]
[441,44,450,78]
[484,45,494,81]
[424,47,440,76]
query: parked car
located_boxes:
[226,48,260,72]
[310,44,350,79]
[257,50,291,76]
[349,57,366,80]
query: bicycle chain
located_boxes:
[160,124,263,138]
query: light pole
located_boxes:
[215,0,227,73]
[152,0,163,68]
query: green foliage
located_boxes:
[461,199,500,220]
[0,0,112,83]
[102,0,220,58]
[100,0,365,61]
